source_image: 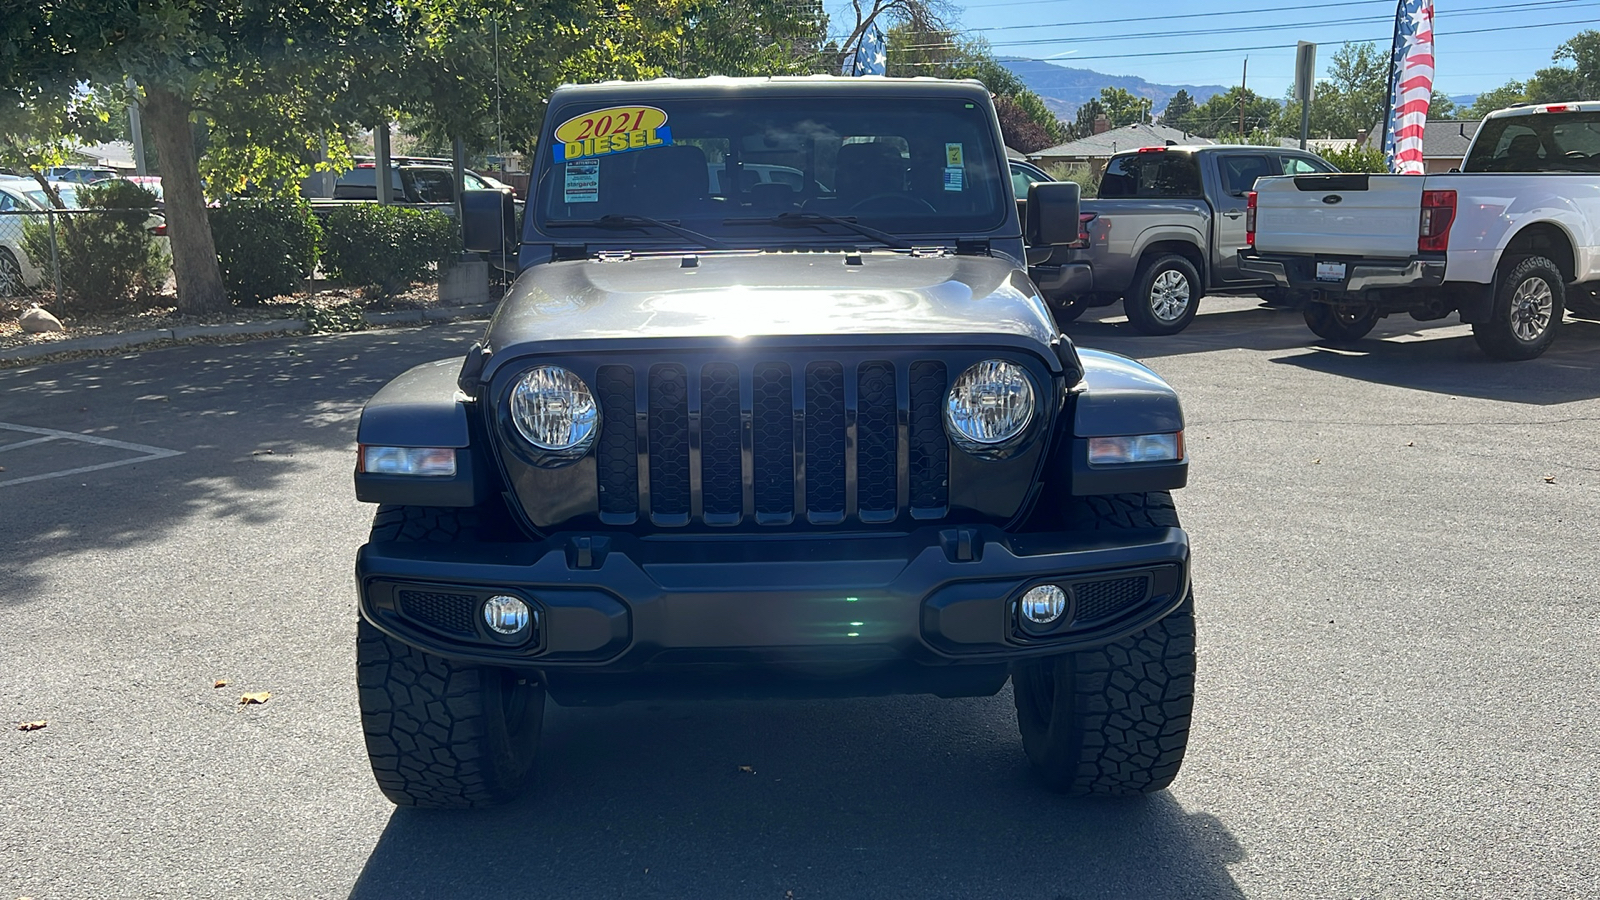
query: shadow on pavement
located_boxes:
[349,693,1246,900]
[0,324,484,605]
[1067,301,1600,405]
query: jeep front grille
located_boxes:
[593,357,949,527]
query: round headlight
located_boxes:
[945,359,1035,449]
[510,366,599,454]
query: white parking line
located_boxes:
[0,421,183,488]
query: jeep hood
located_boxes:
[482,252,1059,365]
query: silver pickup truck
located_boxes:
[1039,145,1335,334]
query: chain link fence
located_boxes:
[0,207,170,310]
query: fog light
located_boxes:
[1020,584,1068,626]
[483,595,531,635]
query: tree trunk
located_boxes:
[143,85,227,315]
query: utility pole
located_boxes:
[125,76,147,175]
[1238,57,1248,140]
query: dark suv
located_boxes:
[351,76,1195,808]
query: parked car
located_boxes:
[1242,102,1600,359]
[0,180,167,295]
[350,75,1195,808]
[1040,145,1337,334]
[318,158,506,204]
[43,165,119,184]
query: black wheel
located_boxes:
[1011,492,1196,796]
[0,248,23,297]
[1473,256,1565,360]
[1303,302,1380,342]
[357,505,545,808]
[1124,254,1201,335]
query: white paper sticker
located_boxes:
[945,143,964,167]
[564,160,600,203]
[943,166,964,192]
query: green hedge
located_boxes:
[320,205,460,295]
[211,199,321,305]
[21,180,168,312]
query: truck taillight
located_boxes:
[1077,212,1096,247]
[1245,191,1257,248]
[1419,189,1456,252]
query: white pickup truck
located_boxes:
[1240,103,1600,359]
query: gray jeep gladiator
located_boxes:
[351,76,1195,808]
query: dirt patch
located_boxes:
[1,280,472,352]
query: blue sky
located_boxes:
[832,0,1599,97]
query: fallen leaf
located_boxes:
[17,720,47,731]
[1544,475,1557,484]
[737,764,755,774]
[239,692,271,705]
[1406,441,1415,447]
[213,679,230,689]
[1313,458,1322,465]
[251,449,274,456]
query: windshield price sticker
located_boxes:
[564,160,600,203]
[554,105,672,163]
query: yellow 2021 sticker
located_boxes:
[553,106,672,163]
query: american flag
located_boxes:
[843,22,887,77]
[1383,0,1435,175]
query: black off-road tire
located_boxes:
[1124,254,1202,336]
[1303,302,1381,342]
[1011,492,1196,796]
[1473,256,1565,360]
[357,505,545,808]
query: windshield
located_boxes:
[23,185,80,208]
[1465,112,1600,172]
[535,96,1007,242]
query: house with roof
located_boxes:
[1358,119,1482,173]
[1028,118,1214,173]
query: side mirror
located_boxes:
[1024,181,1081,247]
[461,189,517,252]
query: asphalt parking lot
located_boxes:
[2,298,1597,899]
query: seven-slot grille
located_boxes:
[594,357,948,527]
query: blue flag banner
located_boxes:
[843,23,887,77]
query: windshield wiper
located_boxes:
[547,214,729,250]
[722,212,916,250]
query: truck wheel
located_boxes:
[357,505,545,808]
[1473,256,1565,360]
[1125,255,1201,335]
[1011,492,1196,796]
[1303,302,1380,342]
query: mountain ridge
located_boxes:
[1000,57,1230,122]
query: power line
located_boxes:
[893,0,1595,51]
[890,14,1600,63]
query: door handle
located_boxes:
[1223,210,1243,219]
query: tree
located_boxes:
[1097,87,1148,128]
[1191,88,1279,140]
[1074,99,1107,137]
[2,3,414,314]
[1162,90,1197,132]
[885,27,1066,148]
[1469,82,1528,118]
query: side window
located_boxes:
[0,193,13,211]
[1010,165,1035,199]
[1220,154,1274,195]
[463,173,491,191]
[410,170,456,203]
[1282,156,1330,175]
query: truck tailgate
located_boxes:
[1254,174,1423,258]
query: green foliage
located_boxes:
[1046,162,1101,199]
[1320,145,1389,173]
[298,300,368,333]
[1191,88,1280,139]
[20,181,168,312]
[1098,88,1150,128]
[1074,99,1107,136]
[1469,82,1528,118]
[1162,90,1197,132]
[210,199,321,305]
[320,205,459,295]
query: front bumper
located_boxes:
[1239,250,1446,297]
[357,524,1190,676]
